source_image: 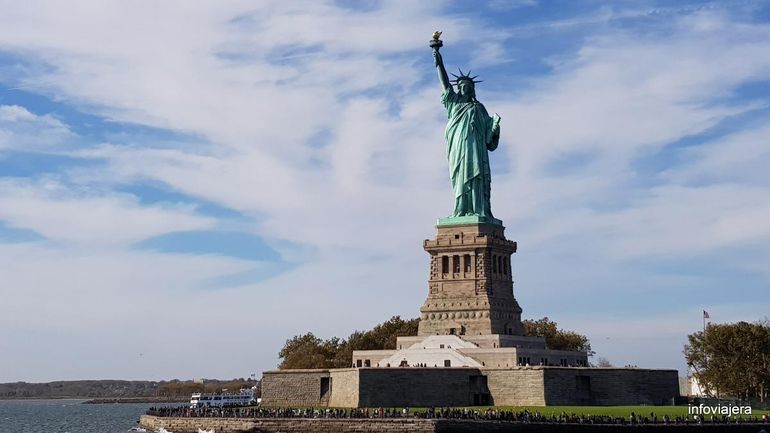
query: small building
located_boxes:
[686,375,711,397]
[352,334,587,369]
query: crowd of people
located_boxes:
[414,407,769,425]
[146,405,770,425]
[147,406,378,419]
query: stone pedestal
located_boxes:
[418,222,523,337]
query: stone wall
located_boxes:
[483,367,546,406]
[459,347,518,368]
[358,368,480,407]
[140,416,767,433]
[140,415,257,433]
[260,366,679,408]
[260,369,329,407]
[418,223,521,337]
[481,367,680,406]
[139,415,436,433]
[352,350,396,367]
[515,348,588,367]
[329,369,359,407]
[462,334,546,349]
[542,368,680,406]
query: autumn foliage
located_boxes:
[278,315,593,369]
[684,320,770,402]
[522,316,594,354]
[278,316,419,369]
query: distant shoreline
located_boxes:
[83,397,188,404]
[0,397,85,401]
[0,397,187,404]
[0,379,257,403]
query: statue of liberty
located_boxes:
[431,32,501,224]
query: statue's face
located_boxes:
[457,80,475,99]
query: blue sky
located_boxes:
[1,0,770,382]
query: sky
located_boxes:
[1,0,769,382]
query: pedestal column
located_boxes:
[418,221,523,337]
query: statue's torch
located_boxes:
[430,31,443,49]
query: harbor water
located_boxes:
[0,399,162,433]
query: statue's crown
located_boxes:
[451,68,482,85]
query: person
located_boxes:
[432,42,501,219]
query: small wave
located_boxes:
[197,429,215,433]
[128,428,147,432]
[157,428,174,433]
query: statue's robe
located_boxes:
[441,87,500,218]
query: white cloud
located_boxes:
[0,104,72,151]
[0,241,259,380]
[0,0,499,155]
[488,0,538,11]
[0,239,429,380]
[497,12,770,178]
[0,3,768,380]
[0,178,214,246]
[487,10,770,263]
[670,122,770,186]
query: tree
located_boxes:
[158,381,204,396]
[593,357,612,368]
[278,333,342,369]
[337,316,419,366]
[278,316,593,369]
[522,317,594,355]
[204,379,257,394]
[684,320,770,402]
[278,316,419,369]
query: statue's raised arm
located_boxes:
[428,31,502,225]
[430,31,452,92]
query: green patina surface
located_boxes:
[436,215,503,227]
[432,36,502,222]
